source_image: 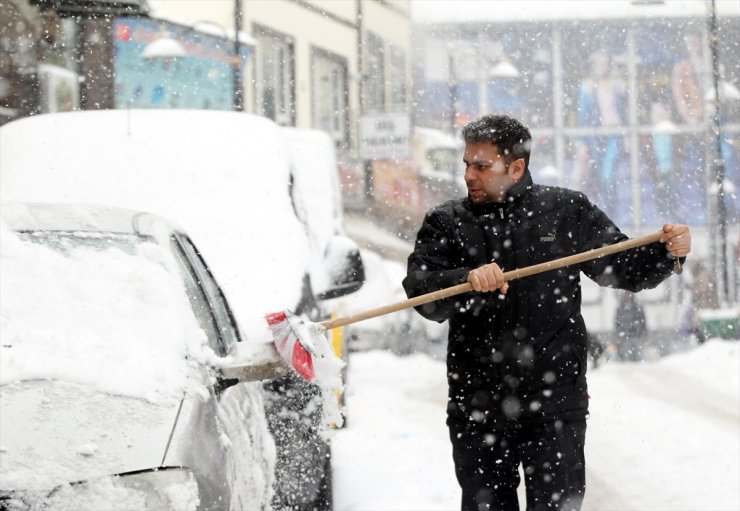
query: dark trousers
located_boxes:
[448,419,586,511]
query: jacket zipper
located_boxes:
[499,207,504,220]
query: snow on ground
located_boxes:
[333,352,457,510]
[333,339,740,511]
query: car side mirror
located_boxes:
[218,341,289,384]
[315,235,365,301]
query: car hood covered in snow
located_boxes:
[0,380,181,491]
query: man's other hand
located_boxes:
[660,223,692,258]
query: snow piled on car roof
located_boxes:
[0,110,311,335]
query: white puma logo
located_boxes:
[540,229,556,242]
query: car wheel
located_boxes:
[264,372,332,511]
[312,446,333,511]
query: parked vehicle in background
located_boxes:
[413,127,464,181]
[0,111,365,510]
[343,249,447,357]
[280,126,358,357]
[412,126,465,212]
[280,127,365,428]
[0,202,288,510]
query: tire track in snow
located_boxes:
[582,468,636,510]
[619,363,739,432]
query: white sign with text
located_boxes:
[360,113,410,160]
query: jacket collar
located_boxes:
[465,170,534,216]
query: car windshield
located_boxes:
[0,228,209,403]
[18,230,144,254]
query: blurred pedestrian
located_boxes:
[587,330,606,368]
[680,260,719,344]
[672,30,704,126]
[403,114,691,511]
[614,291,647,361]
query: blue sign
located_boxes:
[114,17,250,110]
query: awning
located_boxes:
[30,0,150,16]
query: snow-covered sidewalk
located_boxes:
[333,339,740,510]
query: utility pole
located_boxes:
[448,44,457,135]
[357,0,373,202]
[233,0,243,111]
[706,0,729,303]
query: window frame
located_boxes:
[170,233,242,357]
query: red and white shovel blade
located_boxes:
[265,310,319,382]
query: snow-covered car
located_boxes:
[279,127,362,417]
[0,110,365,510]
[0,202,290,510]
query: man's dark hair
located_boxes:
[461,114,532,170]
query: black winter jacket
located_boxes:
[403,172,678,430]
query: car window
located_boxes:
[173,235,240,354]
[2,229,202,395]
[170,238,224,356]
[17,230,144,254]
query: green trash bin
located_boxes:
[698,309,740,340]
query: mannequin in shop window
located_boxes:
[574,50,627,208]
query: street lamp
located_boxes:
[189,17,244,112]
[447,40,521,134]
[447,43,457,134]
[489,59,520,80]
[705,0,731,304]
[481,57,521,116]
[141,37,186,60]
[232,0,243,111]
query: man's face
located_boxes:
[463,141,522,204]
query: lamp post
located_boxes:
[188,2,245,112]
[232,0,243,112]
[447,40,521,134]
[447,42,457,135]
[197,5,245,112]
[706,0,730,304]
[141,37,186,61]
[483,58,521,116]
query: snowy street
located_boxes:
[2,1,740,509]
[333,340,740,511]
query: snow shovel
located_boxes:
[269,230,665,381]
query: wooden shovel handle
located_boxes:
[320,230,664,331]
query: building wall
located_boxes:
[363,0,409,48]
[149,0,411,154]
[149,0,233,29]
[241,0,358,130]
[0,1,41,123]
